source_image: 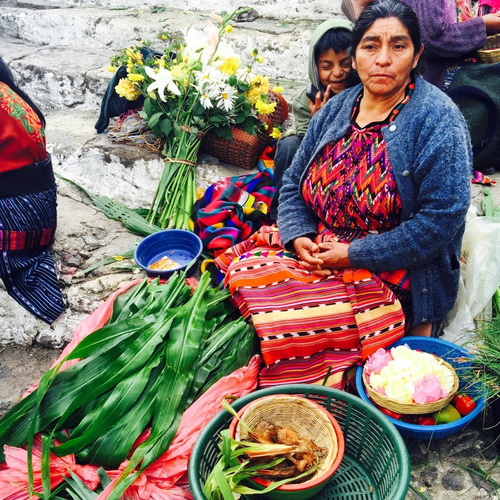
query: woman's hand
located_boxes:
[294,238,350,276]
[293,237,324,270]
[315,241,351,270]
[309,85,333,116]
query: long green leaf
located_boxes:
[75,360,165,468]
[52,347,163,456]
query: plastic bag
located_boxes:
[442,206,500,343]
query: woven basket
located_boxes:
[201,114,272,170]
[362,357,459,415]
[477,33,500,64]
[201,90,289,170]
[229,394,344,499]
[267,90,289,125]
[189,385,411,500]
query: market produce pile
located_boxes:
[0,272,257,498]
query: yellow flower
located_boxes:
[115,78,141,101]
[219,56,241,75]
[107,65,117,73]
[125,48,143,64]
[225,25,233,33]
[272,85,284,94]
[255,99,276,115]
[270,127,281,139]
[128,72,145,82]
[251,48,259,57]
[257,56,264,64]
[251,74,270,95]
[245,87,261,105]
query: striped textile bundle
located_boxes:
[191,171,275,257]
[216,225,405,389]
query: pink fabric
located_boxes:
[0,435,100,500]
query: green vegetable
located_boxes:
[432,403,461,424]
[0,271,256,499]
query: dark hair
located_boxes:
[0,57,46,127]
[314,28,352,61]
[350,0,421,56]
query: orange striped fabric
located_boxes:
[216,225,405,389]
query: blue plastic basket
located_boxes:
[189,385,411,500]
[356,336,485,440]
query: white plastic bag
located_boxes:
[442,206,500,344]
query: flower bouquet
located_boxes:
[111,8,280,230]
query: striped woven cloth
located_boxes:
[0,227,55,251]
[215,226,405,389]
[191,171,274,257]
[0,187,64,324]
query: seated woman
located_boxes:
[215,0,472,389]
[0,57,64,324]
[270,18,358,220]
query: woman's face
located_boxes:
[352,17,423,99]
[317,48,353,95]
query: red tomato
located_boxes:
[368,397,403,419]
[416,416,436,426]
[453,394,476,416]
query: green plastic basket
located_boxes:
[188,384,410,500]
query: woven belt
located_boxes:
[0,155,55,199]
[0,227,56,251]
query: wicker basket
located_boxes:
[231,394,343,496]
[267,90,289,126]
[201,115,272,170]
[477,33,500,63]
[201,90,289,170]
[362,356,460,415]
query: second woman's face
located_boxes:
[352,17,423,99]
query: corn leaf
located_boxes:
[56,174,161,237]
[75,361,164,468]
[52,347,163,456]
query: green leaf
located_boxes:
[52,347,163,456]
[160,117,172,137]
[148,111,163,128]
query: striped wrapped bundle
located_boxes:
[215,225,405,389]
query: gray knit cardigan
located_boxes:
[278,76,472,326]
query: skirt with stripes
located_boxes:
[215,225,405,389]
[0,184,64,324]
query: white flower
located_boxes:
[194,66,224,88]
[199,92,214,109]
[216,85,237,112]
[144,66,181,101]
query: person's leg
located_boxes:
[269,135,302,221]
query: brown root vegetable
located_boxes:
[252,420,277,443]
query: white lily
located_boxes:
[144,66,181,101]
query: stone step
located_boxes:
[0,0,323,112]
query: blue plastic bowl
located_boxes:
[356,336,485,440]
[134,229,203,279]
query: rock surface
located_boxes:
[0,1,498,499]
